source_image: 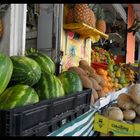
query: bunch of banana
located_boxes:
[125,69,135,83]
[91,49,101,62]
[121,66,135,83]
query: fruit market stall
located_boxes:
[0,4,98,136]
[44,3,132,136]
[38,4,139,136]
[61,3,140,137]
[0,4,139,136]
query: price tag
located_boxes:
[108,120,133,136]
[94,113,108,134]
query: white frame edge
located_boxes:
[9,4,27,56]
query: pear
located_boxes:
[113,65,119,71]
[108,63,114,72]
[119,78,127,84]
[115,68,121,78]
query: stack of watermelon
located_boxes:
[0,48,83,110]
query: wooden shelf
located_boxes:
[63,23,109,40]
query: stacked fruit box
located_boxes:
[0,89,91,136]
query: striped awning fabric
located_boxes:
[48,109,96,136]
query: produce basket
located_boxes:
[0,88,92,136]
[48,88,92,119]
[91,62,108,70]
[34,105,90,136]
[0,100,50,136]
[0,104,90,136]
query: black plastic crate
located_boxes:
[48,96,75,119]
[32,104,90,136]
[48,88,92,119]
[0,88,91,136]
[0,100,50,136]
[75,89,91,107]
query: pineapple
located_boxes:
[0,17,3,38]
[95,7,106,33]
[88,9,96,28]
[74,4,91,26]
[65,4,75,24]
[66,8,74,24]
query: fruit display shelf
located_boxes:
[63,23,109,40]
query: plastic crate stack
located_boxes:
[0,88,92,136]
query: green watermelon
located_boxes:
[10,56,41,86]
[58,71,83,95]
[35,72,65,100]
[0,84,39,110]
[26,48,55,74]
[0,52,13,95]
